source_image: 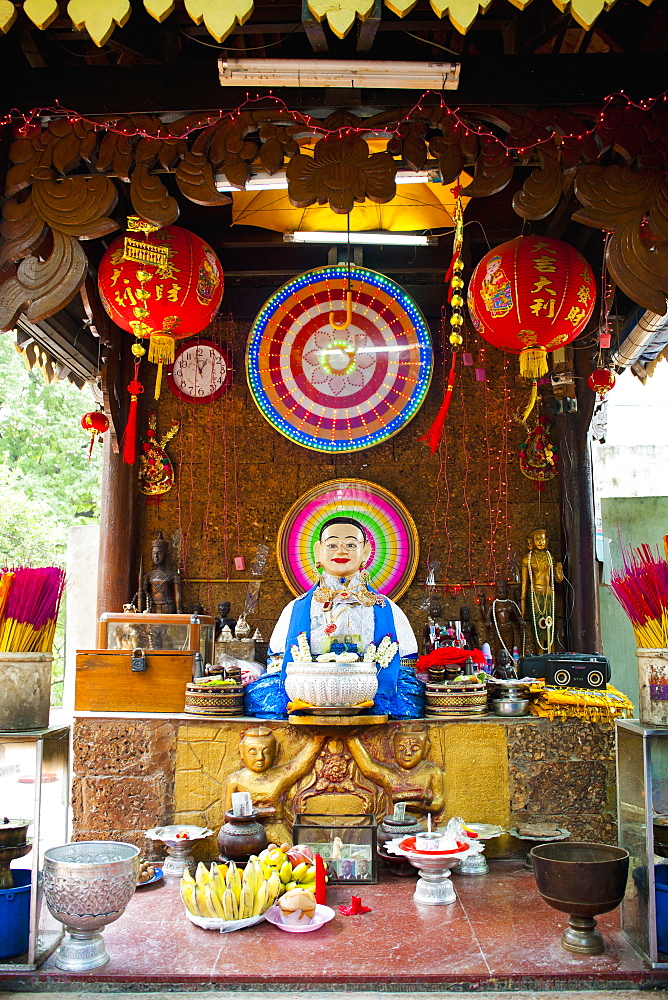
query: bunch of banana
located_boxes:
[180,859,282,922]
[257,845,317,896]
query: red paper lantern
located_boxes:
[588,367,616,398]
[97,224,224,374]
[81,410,109,459]
[467,236,596,380]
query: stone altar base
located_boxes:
[71,715,617,858]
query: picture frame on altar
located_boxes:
[292,813,377,884]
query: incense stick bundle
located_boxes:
[0,567,66,654]
[610,544,668,648]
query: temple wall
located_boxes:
[127,318,563,650]
[71,715,617,859]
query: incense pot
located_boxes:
[531,842,629,955]
[218,810,268,864]
[43,841,139,971]
[145,824,213,877]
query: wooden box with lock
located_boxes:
[75,613,216,713]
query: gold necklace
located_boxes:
[314,582,384,608]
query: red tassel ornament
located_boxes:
[122,346,146,464]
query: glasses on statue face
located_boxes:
[324,541,361,552]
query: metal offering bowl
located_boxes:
[145,824,213,847]
[145,825,214,877]
[0,840,33,888]
[385,837,472,905]
[453,824,504,876]
[531,841,629,956]
[43,841,140,971]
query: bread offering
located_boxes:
[137,860,156,884]
[278,887,317,925]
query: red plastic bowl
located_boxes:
[399,837,468,856]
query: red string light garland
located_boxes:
[4,89,668,155]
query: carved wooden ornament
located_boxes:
[2,102,668,345]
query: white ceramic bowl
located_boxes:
[285,660,378,707]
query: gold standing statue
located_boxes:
[520,528,563,654]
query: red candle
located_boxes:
[351,895,362,914]
[315,852,326,905]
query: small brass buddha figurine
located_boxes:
[520,528,564,654]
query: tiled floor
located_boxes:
[3,860,668,992]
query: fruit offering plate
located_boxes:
[185,910,267,933]
[136,867,163,888]
[265,904,336,933]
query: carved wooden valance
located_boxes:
[2,102,667,339]
[0,0,657,44]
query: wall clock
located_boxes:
[167,338,232,403]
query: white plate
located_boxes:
[465,824,504,839]
[185,909,266,933]
[264,903,335,933]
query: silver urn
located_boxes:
[43,841,140,971]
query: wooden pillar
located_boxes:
[96,337,139,619]
[554,349,600,652]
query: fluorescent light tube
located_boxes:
[219,59,460,90]
[284,231,438,246]
[215,168,440,192]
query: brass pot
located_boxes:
[531,841,629,955]
[0,819,30,848]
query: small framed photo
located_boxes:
[292,813,377,884]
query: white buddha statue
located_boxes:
[260,517,419,717]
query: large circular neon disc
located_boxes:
[277,479,419,600]
[246,266,432,453]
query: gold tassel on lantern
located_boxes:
[521,380,539,425]
[519,346,548,380]
[149,333,176,399]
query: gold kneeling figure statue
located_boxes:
[347,723,444,818]
[223,726,326,847]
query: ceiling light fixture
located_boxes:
[284,231,438,246]
[218,59,460,90]
[215,168,441,192]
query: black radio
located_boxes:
[518,652,611,690]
